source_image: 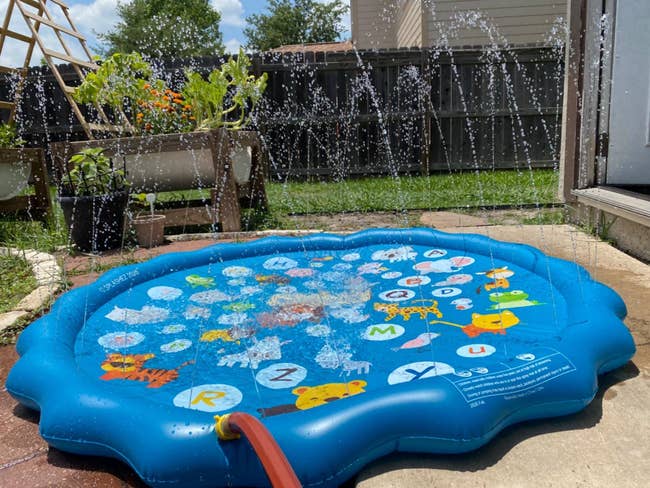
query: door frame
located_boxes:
[560,0,650,228]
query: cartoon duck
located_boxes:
[185,274,215,288]
[430,310,520,337]
[488,290,542,310]
[451,297,473,310]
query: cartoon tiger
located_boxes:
[100,353,192,388]
[374,300,443,321]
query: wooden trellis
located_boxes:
[0,0,127,137]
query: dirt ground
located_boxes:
[276,207,562,232]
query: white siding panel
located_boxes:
[397,0,422,48]
[429,0,564,10]
[426,0,566,47]
[353,0,398,49]
[351,0,565,49]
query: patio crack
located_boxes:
[0,448,48,471]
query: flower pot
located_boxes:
[132,214,166,248]
[59,192,129,253]
[0,158,30,201]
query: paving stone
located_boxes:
[32,262,62,286]
[15,285,59,312]
[0,345,146,486]
[420,211,489,227]
[19,250,54,264]
[0,449,146,488]
[0,311,29,333]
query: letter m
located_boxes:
[369,325,396,336]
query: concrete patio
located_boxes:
[1,223,648,487]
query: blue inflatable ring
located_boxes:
[6,229,635,487]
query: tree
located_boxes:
[100,0,224,58]
[244,0,349,52]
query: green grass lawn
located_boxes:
[155,169,560,214]
[267,170,560,214]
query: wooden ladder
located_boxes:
[0,0,129,137]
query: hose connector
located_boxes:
[214,414,241,441]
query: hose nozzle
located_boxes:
[214,414,240,441]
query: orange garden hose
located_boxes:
[215,413,302,488]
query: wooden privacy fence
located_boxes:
[1,47,563,179]
[257,47,563,178]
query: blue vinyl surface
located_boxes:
[6,229,636,487]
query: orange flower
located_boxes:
[173,98,183,104]
[183,104,192,110]
[136,112,144,119]
[154,101,162,108]
[162,95,170,101]
[189,116,196,121]
[143,83,151,89]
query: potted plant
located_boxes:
[51,50,268,232]
[58,148,130,252]
[131,193,166,248]
[0,123,30,201]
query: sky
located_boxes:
[0,0,352,67]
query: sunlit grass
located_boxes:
[267,170,560,214]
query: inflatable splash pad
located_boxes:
[7,229,635,487]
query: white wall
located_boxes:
[397,0,423,48]
[428,0,565,47]
[352,0,398,50]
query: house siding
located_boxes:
[352,0,398,50]
[352,0,566,49]
[427,0,566,47]
[397,0,423,48]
